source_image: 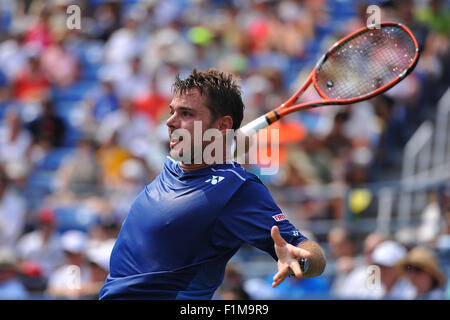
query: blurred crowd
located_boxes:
[0,0,449,299]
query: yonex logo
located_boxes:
[205,175,225,185]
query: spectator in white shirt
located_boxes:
[0,166,26,249]
[46,230,92,299]
[16,207,64,279]
[0,108,32,165]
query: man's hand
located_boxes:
[271,225,312,288]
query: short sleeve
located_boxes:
[211,177,308,260]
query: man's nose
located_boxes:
[166,112,179,129]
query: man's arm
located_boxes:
[271,226,327,287]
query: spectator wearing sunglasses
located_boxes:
[397,246,447,300]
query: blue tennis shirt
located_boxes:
[99,156,307,300]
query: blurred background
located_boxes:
[0,0,449,300]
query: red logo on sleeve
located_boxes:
[272,213,287,222]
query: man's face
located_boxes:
[166,89,216,163]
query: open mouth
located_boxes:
[169,135,183,148]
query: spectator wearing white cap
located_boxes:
[367,240,416,299]
[82,239,115,299]
[46,230,92,299]
[332,231,387,298]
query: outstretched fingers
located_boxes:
[289,260,303,278]
[272,265,290,287]
[271,225,286,247]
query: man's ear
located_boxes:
[217,116,234,133]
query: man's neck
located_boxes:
[178,162,211,172]
[178,157,234,172]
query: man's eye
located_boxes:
[182,111,192,117]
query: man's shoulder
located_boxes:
[208,163,256,182]
[219,167,277,208]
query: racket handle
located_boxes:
[232,111,280,159]
[288,258,310,278]
[238,114,271,136]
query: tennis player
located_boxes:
[98,68,326,300]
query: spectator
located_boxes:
[328,227,364,296]
[103,6,145,69]
[96,131,133,187]
[132,72,171,124]
[327,227,360,268]
[95,98,154,159]
[368,240,416,299]
[114,56,149,100]
[220,286,251,300]
[82,239,115,299]
[214,263,251,300]
[12,53,49,102]
[0,34,29,83]
[435,184,450,277]
[87,219,120,247]
[40,32,79,88]
[333,232,387,298]
[27,99,67,148]
[0,108,32,166]
[89,1,122,41]
[56,137,102,196]
[83,75,120,125]
[18,259,47,297]
[16,207,64,279]
[0,68,9,102]
[0,247,28,299]
[46,230,92,299]
[415,0,450,36]
[323,111,353,160]
[397,246,447,299]
[0,166,26,249]
[416,190,443,245]
[106,159,150,223]
[23,7,53,51]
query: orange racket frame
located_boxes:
[238,21,420,136]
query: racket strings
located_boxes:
[316,26,417,100]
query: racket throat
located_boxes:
[266,110,281,125]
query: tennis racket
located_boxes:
[237,21,420,138]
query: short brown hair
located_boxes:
[172,68,244,130]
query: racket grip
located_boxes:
[299,257,310,274]
[238,114,270,136]
[232,112,277,159]
[231,115,268,159]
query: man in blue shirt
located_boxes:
[99,69,326,299]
